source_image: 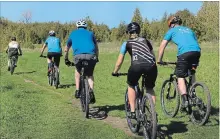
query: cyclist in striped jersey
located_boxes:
[112,22,158,119]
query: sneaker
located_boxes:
[75,90,80,99]
[14,64,17,67]
[128,112,136,119]
[7,67,10,71]
[90,91,96,104]
[181,100,189,108]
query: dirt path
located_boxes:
[23,78,140,138]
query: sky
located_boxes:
[0,1,202,28]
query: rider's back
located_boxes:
[68,28,96,56]
[45,36,61,53]
[164,26,200,56]
[8,41,19,56]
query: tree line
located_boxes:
[0,2,218,51]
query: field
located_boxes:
[0,43,219,139]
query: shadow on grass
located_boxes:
[59,83,75,89]
[210,106,219,116]
[14,70,37,75]
[156,121,188,139]
[90,104,124,120]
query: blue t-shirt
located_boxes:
[67,28,96,56]
[120,42,127,55]
[45,36,61,53]
[164,26,201,56]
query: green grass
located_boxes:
[0,43,219,139]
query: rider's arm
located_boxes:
[93,34,99,58]
[64,38,72,60]
[40,43,47,55]
[113,42,127,73]
[18,43,22,55]
[157,30,172,62]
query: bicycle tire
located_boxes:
[160,79,180,117]
[124,90,140,133]
[189,82,211,125]
[49,70,53,86]
[84,78,90,118]
[79,77,86,112]
[142,93,157,139]
[54,69,59,89]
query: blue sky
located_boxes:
[1,1,202,28]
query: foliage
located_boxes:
[0,2,219,51]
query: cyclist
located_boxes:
[64,19,99,104]
[6,37,22,71]
[40,30,62,79]
[157,16,201,108]
[112,22,158,119]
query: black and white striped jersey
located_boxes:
[120,37,156,65]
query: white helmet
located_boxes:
[76,20,87,28]
[49,30,55,36]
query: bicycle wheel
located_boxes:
[54,69,59,89]
[84,78,90,118]
[124,90,140,133]
[79,77,86,112]
[142,93,157,139]
[48,70,53,86]
[160,79,180,117]
[189,82,211,125]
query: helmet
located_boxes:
[11,37,16,41]
[49,30,55,36]
[76,20,87,28]
[126,22,141,34]
[167,16,182,28]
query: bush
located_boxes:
[22,42,35,49]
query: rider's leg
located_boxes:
[128,86,136,112]
[146,88,156,105]
[178,78,188,107]
[14,56,18,66]
[88,76,94,90]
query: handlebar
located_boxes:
[157,62,177,65]
[112,73,128,77]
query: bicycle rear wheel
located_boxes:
[79,77,86,112]
[84,78,90,118]
[142,93,157,139]
[54,69,59,89]
[189,82,211,125]
[48,70,53,86]
[124,90,140,133]
[160,79,180,117]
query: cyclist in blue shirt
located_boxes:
[157,16,201,108]
[40,30,62,76]
[64,20,99,104]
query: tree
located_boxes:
[131,8,143,27]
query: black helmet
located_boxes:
[126,22,141,34]
[11,37,16,41]
[168,16,182,27]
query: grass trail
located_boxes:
[0,44,219,139]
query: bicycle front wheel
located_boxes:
[10,58,15,75]
[142,93,157,139]
[54,70,59,89]
[124,90,140,133]
[160,79,180,117]
[189,82,211,125]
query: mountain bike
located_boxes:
[67,60,91,119]
[40,55,60,89]
[158,62,211,125]
[113,73,157,139]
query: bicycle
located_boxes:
[113,73,157,139]
[40,55,60,89]
[9,55,21,75]
[67,60,92,119]
[158,62,211,125]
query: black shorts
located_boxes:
[74,54,97,76]
[127,64,158,89]
[47,52,61,67]
[175,51,201,78]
